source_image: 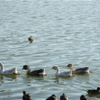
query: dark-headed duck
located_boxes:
[22,65,47,76]
[86,87,100,94]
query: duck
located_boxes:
[46,94,57,100]
[0,62,20,75]
[86,87,100,94]
[23,91,31,100]
[60,93,68,100]
[28,36,33,43]
[80,95,89,100]
[52,65,74,77]
[22,65,47,76]
[66,64,93,74]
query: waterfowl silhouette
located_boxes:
[23,91,31,100]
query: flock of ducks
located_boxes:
[0,36,99,100]
[23,91,90,100]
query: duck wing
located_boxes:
[75,67,89,73]
[31,69,44,75]
[59,71,71,76]
[3,67,17,74]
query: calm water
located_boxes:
[0,0,100,100]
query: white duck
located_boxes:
[52,65,74,77]
[0,62,20,75]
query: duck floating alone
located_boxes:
[60,93,68,100]
[52,65,75,77]
[86,87,100,94]
[28,36,33,43]
[22,65,47,76]
[0,62,20,75]
[46,94,57,100]
[66,64,93,74]
[23,91,31,100]
[80,95,89,100]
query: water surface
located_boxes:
[0,0,100,100]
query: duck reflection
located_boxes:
[87,93,100,98]
[21,74,45,84]
[53,75,73,84]
[0,74,17,80]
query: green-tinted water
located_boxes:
[0,0,100,100]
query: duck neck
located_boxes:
[70,66,75,71]
[56,68,60,75]
[0,63,4,72]
[69,70,72,75]
[27,67,31,74]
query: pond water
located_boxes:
[0,0,100,100]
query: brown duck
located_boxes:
[66,64,93,74]
[22,65,47,76]
[60,93,68,100]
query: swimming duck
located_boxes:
[28,36,33,41]
[80,95,89,100]
[22,65,47,76]
[46,94,57,100]
[52,65,74,77]
[28,36,33,43]
[0,62,20,75]
[23,91,31,100]
[66,64,93,74]
[86,87,100,94]
[60,93,68,100]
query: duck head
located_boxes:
[97,87,100,91]
[66,64,73,68]
[80,95,86,100]
[52,66,59,70]
[22,65,30,70]
[23,91,26,95]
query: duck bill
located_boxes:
[13,73,20,75]
[52,67,54,69]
